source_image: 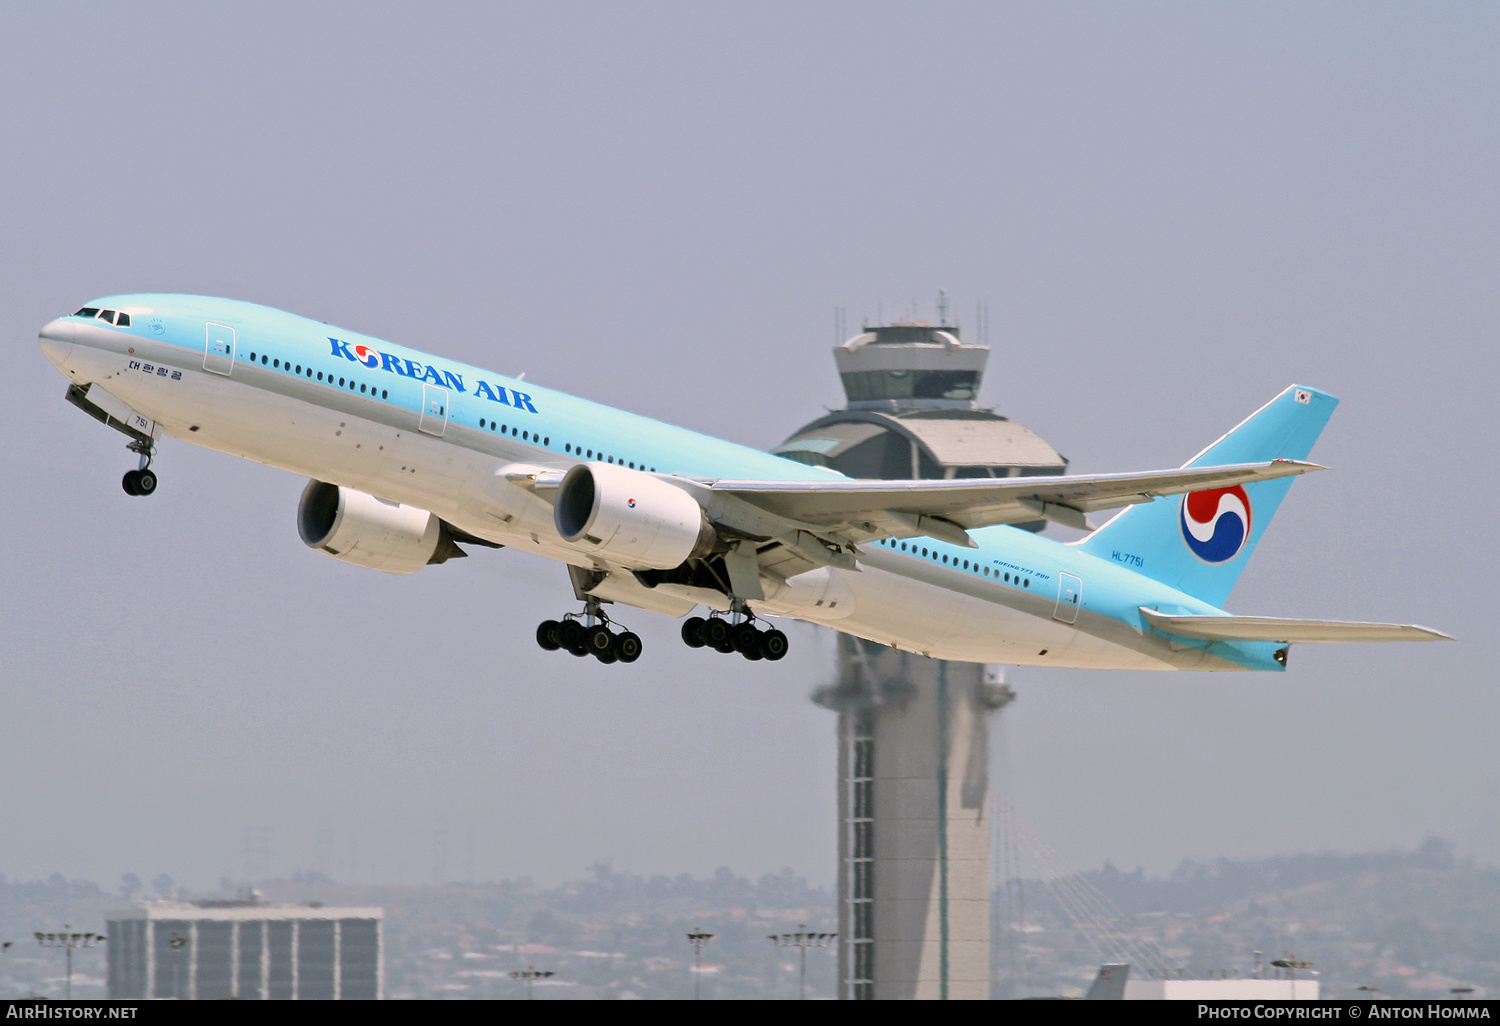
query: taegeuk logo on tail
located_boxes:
[1180,486,1252,564]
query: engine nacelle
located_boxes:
[298,480,461,574]
[554,462,716,570]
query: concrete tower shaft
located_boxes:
[779,303,1066,999]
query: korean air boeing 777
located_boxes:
[39,295,1450,668]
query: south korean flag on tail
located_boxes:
[1294,389,1311,404]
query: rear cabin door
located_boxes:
[204,323,236,375]
[1053,572,1082,624]
[419,384,449,437]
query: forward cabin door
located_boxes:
[419,384,449,437]
[1053,572,1082,624]
[204,323,236,375]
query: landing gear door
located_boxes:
[1053,572,1082,624]
[204,323,236,376]
[419,384,449,437]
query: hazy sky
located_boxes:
[1,2,1495,892]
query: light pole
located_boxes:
[1271,957,1313,1000]
[768,925,836,1000]
[35,928,106,1000]
[686,930,714,1000]
[167,932,188,999]
[508,966,554,1000]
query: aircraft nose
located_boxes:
[38,318,76,370]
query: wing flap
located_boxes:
[1139,608,1454,643]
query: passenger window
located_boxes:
[316,371,322,380]
[295,364,301,373]
[262,355,269,365]
[339,377,345,386]
[586,450,593,458]
[273,359,280,368]
[1023,579,1030,588]
[381,390,388,399]
[360,384,367,393]
[480,418,486,428]
[544,437,549,446]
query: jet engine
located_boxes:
[297,480,465,574]
[554,462,717,570]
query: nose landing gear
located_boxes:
[536,599,641,665]
[680,609,787,661]
[121,439,158,497]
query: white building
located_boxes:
[106,898,383,1000]
[1088,964,1319,1001]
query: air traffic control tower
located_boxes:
[774,302,1066,999]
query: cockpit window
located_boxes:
[73,307,130,326]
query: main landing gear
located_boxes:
[535,599,642,665]
[680,611,788,661]
[121,438,158,497]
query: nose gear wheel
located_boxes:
[121,439,158,497]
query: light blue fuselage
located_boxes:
[39,294,1285,671]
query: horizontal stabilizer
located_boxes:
[1139,608,1454,644]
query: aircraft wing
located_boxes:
[1139,608,1454,643]
[710,460,1321,539]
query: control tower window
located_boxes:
[839,370,979,402]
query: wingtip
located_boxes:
[1411,626,1457,642]
[1273,459,1326,472]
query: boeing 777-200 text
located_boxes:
[38,295,1450,669]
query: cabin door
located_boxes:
[419,384,449,437]
[204,323,236,375]
[1053,572,1082,624]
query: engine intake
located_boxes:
[554,462,716,570]
[298,480,464,574]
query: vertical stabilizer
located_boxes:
[1078,386,1337,608]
